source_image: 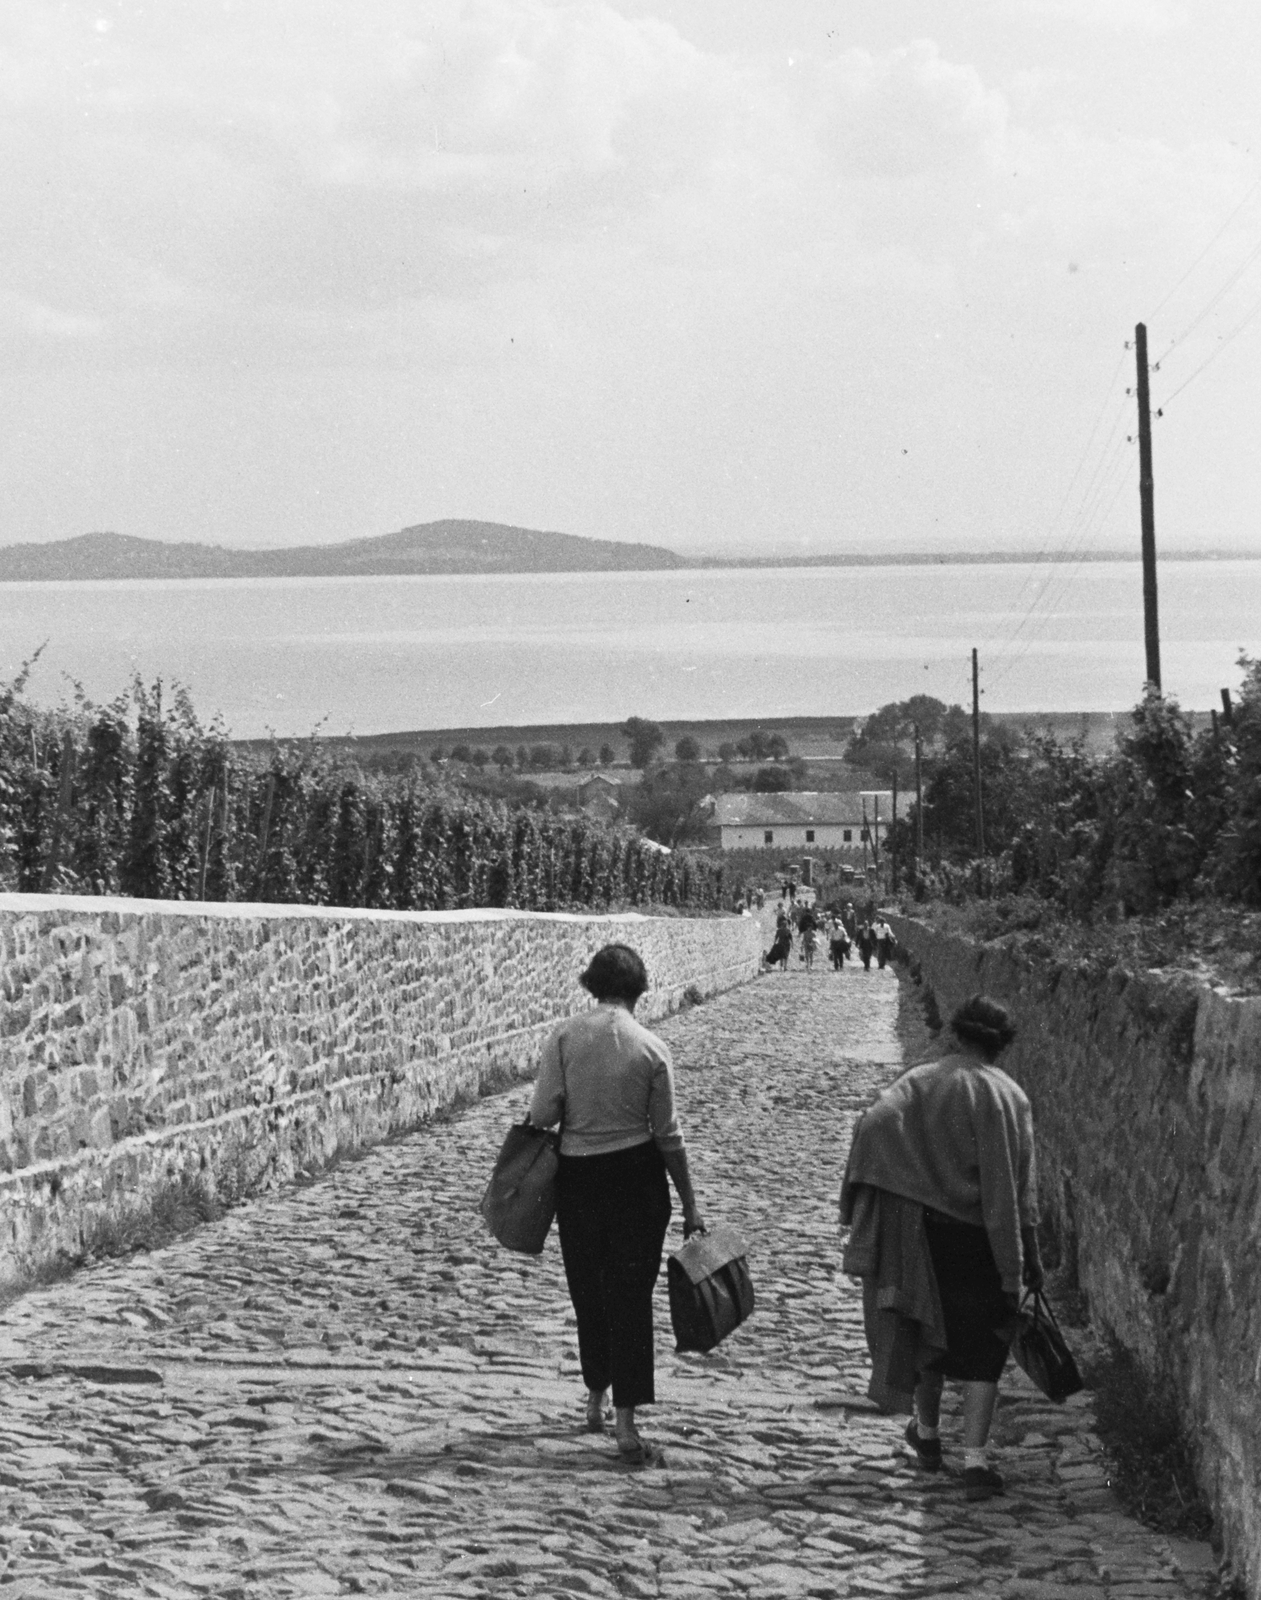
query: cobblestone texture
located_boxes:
[0,956,1220,1599]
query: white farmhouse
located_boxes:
[712,791,893,852]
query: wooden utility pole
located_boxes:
[972,648,985,859]
[1135,322,1161,693]
[914,730,923,877]
[891,772,899,893]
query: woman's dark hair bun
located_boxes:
[580,943,649,1003]
[950,993,1016,1058]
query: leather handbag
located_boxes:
[479,1120,560,1255]
[1007,1289,1084,1402]
[667,1223,755,1354]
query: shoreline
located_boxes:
[4,549,1259,585]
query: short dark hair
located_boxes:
[950,994,1016,1061]
[580,943,649,1003]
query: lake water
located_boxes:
[3,562,1258,739]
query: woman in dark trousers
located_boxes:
[840,995,1043,1501]
[529,944,705,1464]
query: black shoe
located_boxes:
[905,1419,942,1472]
[963,1465,1004,1501]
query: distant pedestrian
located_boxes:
[873,919,896,969]
[528,944,706,1465]
[841,901,857,940]
[828,915,851,971]
[762,911,793,972]
[839,996,1044,1502]
[856,923,875,970]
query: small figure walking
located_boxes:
[762,909,793,972]
[828,914,851,971]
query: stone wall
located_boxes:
[0,892,762,1294]
[890,913,1261,1598]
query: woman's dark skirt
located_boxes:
[921,1211,1010,1384]
[556,1140,671,1409]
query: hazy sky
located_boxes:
[4,0,1260,557]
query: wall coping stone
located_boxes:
[0,890,714,928]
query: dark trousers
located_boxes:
[556,1142,671,1408]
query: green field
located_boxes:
[233,708,1211,767]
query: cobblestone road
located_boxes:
[0,962,1219,1599]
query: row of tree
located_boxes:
[434,741,618,772]
[623,718,796,770]
[863,664,1261,913]
[0,670,726,913]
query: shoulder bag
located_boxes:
[667,1222,755,1353]
[479,1119,560,1254]
[480,1051,566,1255]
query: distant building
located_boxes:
[711,791,893,852]
[577,772,623,821]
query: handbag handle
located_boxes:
[1021,1287,1064,1333]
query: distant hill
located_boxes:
[4,524,1251,581]
[0,520,687,581]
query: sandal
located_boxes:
[616,1435,660,1467]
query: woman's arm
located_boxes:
[660,1147,705,1237]
[648,1051,704,1235]
[526,1028,565,1129]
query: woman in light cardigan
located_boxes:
[529,944,705,1465]
[840,994,1044,1502]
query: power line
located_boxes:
[1147,178,1261,322]
[986,435,1137,690]
[993,394,1132,663]
[997,350,1129,631]
[1160,289,1261,408]
[1158,233,1261,363]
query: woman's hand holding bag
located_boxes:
[1005,1289,1084,1403]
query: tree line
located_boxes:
[0,666,726,914]
[860,664,1261,914]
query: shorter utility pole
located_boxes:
[972,647,985,861]
[914,729,923,876]
[891,772,899,893]
[1135,322,1161,693]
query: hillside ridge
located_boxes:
[0,521,686,580]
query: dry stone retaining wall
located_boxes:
[0,892,762,1294]
[889,913,1261,1598]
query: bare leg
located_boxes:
[961,1381,999,1449]
[914,1372,944,1431]
[615,1404,641,1454]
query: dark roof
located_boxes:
[713,791,892,827]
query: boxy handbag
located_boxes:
[480,1119,560,1255]
[1007,1289,1084,1403]
[667,1222,755,1354]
